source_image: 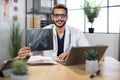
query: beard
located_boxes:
[53,20,66,28]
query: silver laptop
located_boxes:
[57,46,108,66]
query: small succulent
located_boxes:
[84,48,99,60]
[12,59,28,75]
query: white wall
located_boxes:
[0,0,25,67]
[85,33,119,60]
[0,29,11,67]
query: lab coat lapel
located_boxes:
[53,25,58,53]
[64,26,71,52]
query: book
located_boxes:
[27,55,57,65]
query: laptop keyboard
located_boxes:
[57,60,66,64]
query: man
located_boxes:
[18,4,89,60]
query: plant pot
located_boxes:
[11,74,28,80]
[85,60,98,73]
[88,28,94,33]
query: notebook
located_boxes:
[27,55,57,65]
[57,46,108,65]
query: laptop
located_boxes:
[57,46,108,66]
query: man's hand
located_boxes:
[18,47,31,57]
[58,52,69,60]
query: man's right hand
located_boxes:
[18,47,31,58]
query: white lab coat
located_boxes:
[43,24,90,56]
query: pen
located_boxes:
[90,70,100,78]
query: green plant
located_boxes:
[83,0,101,28]
[84,48,99,60]
[9,21,22,58]
[12,59,28,75]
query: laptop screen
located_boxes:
[63,46,108,65]
[26,28,53,51]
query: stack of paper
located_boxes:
[27,55,57,65]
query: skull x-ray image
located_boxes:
[26,28,53,51]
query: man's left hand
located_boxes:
[58,52,69,60]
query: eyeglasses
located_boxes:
[53,14,67,18]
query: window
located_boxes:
[66,0,120,33]
[67,10,84,31]
[109,7,120,33]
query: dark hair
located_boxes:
[52,4,68,14]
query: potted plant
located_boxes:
[11,59,28,80]
[9,21,22,58]
[83,0,101,33]
[84,47,99,73]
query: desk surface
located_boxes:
[0,56,120,80]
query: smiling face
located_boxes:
[52,8,68,28]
